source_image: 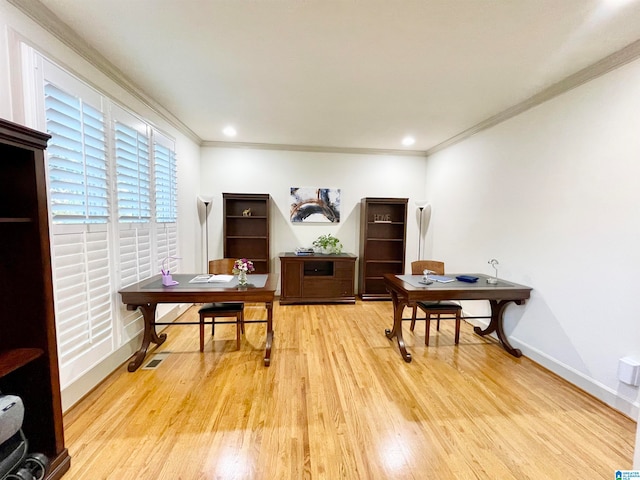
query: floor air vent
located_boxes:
[142,352,170,370]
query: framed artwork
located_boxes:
[290,187,341,223]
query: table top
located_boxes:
[383,273,532,302]
[280,252,357,258]
[119,273,279,305]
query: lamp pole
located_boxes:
[418,206,424,259]
[415,201,428,260]
[203,200,210,272]
[198,195,213,273]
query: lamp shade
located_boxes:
[198,195,213,206]
[415,200,429,210]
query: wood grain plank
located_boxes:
[62,302,636,479]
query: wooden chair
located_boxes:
[410,260,462,346]
[198,258,245,351]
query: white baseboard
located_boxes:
[61,303,191,412]
[465,316,640,420]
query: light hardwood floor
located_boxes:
[62,301,636,479]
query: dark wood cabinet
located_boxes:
[279,253,356,304]
[223,193,270,273]
[0,119,70,479]
[359,197,408,300]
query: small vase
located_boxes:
[237,270,248,286]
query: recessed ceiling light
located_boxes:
[603,0,634,6]
[222,126,237,137]
[401,136,415,146]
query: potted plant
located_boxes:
[312,234,343,254]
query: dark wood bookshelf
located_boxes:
[223,193,271,273]
[359,197,408,300]
[0,118,70,479]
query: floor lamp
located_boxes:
[198,195,213,273]
[416,201,429,259]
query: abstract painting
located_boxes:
[290,187,341,223]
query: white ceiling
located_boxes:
[27,0,640,153]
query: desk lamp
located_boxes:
[421,269,434,285]
[487,259,499,284]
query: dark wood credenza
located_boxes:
[279,253,357,304]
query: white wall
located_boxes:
[425,56,640,420]
[199,147,427,283]
[0,0,202,408]
[635,411,639,468]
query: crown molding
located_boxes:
[8,0,202,145]
[201,140,428,157]
[426,38,640,156]
[12,0,639,157]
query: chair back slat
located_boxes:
[208,258,236,275]
[411,260,445,275]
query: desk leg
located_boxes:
[127,303,167,372]
[385,291,412,363]
[473,299,523,358]
[264,301,273,367]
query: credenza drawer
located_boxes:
[302,278,353,297]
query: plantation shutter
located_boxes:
[118,226,152,287]
[41,58,114,387]
[113,107,153,289]
[154,133,179,273]
[157,224,179,272]
[154,140,177,223]
[44,83,109,223]
[115,122,151,222]
[51,230,113,386]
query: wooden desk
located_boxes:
[383,273,532,362]
[119,273,278,371]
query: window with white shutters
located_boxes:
[24,48,180,388]
[41,58,114,387]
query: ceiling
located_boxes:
[22,0,640,154]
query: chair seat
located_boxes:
[414,300,462,346]
[416,301,461,311]
[198,302,244,313]
[198,302,245,352]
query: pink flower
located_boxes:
[233,258,255,274]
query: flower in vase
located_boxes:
[232,258,255,274]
